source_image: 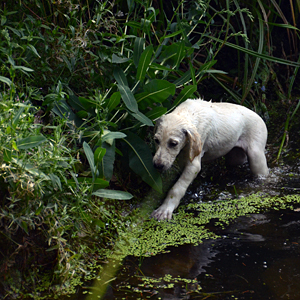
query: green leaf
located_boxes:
[20,221,29,234]
[160,29,183,41]
[136,44,153,82]
[149,63,173,72]
[197,59,218,79]
[127,0,135,13]
[113,67,128,87]
[173,69,191,87]
[0,75,12,86]
[83,142,96,178]
[133,37,145,67]
[112,54,131,64]
[49,173,62,190]
[124,21,140,29]
[12,101,29,127]
[27,44,41,58]
[107,92,121,113]
[159,42,186,68]
[131,111,154,126]
[173,85,197,107]
[174,42,186,69]
[205,70,227,74]
[267,22,300,31]
[86,178,110,190]
[91,219,105,228]
[46,245,59,252]
[52,100,82,128]
[117,84,138,113]
[189,60,196,86]
[123,132,162,193]
[62,55,73,72]
[68,95,86,111]
[1,15,6,26]
[98,141,115,181]
[17,135,47,150]
[3,148,12,162]
[68,177,109,190]
[94,147,106,166]
[145,107,167,120]
[137,79,176,103]
[92,189,133,200]
[14,65,34,72]
[102,131,127,144]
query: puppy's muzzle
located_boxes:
[153,160,165,170]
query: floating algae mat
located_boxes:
[112,193,300,258]
[80,192,300,300]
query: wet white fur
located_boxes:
[152,99,268,220]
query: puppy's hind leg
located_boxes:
[247,146,269,176]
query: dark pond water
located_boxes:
[102,210,300,300]
[76,149,300,300]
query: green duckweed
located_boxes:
[109,193,300,260]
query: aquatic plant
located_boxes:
[108,193,300,260]
[83,193,300,299]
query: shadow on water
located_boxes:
[79,149,300,300]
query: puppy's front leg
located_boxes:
[151,158,201,220]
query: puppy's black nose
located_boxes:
[153,162,164,170]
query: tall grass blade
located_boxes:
[206,35,300,67]
[242,8,264,103]
[233,0,249,95]
[211,74,243,104]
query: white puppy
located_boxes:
[152,99,268,220]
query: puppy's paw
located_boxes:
[151,205,174,221]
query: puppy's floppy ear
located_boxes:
[183,127,202,161]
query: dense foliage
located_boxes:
[0,0,299,298]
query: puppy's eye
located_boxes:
[154,138,160,145]
[168,141,178,148]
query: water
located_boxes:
[79,152,300,300]
[97,209,300,299]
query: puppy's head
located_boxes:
[153,114,202,171]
